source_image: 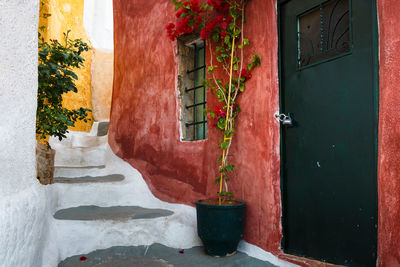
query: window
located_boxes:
[177,35,207,141]
[297,0,351,68]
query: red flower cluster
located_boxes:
[167,0,232,41]
[212,105,227,128]
[215,105,227,117]
[177,17,193,34]
[175,7,186,18]
[190,0,200,13]
[200,15,227,40]
[166,23,179,41]
[241,68,252,81]
[167,0,206,40]
[207,0,229,14]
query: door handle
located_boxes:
[274,112,293,126]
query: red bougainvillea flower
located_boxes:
[200,17,219,40]
[241,68,252,80]
[207,0,229,14]
[220,30,227,39]
[79,256,87,261]
[215,105,226,117]
[175,7,186,18]
[190,0,200,13]
[200,29,209,40]
[176,17,193,34]
[166,23,179,41]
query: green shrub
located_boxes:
[36,30,91,146]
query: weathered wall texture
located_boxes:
[110,0,400,265]
[377,0,400,266]
[40,0,93,132]
[110,0,282,254]
[0,1,49,266]
[84,0,114,121]
[90,49,113,121]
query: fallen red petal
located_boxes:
[80,256,87,261]
[178,249,184,254]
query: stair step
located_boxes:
[71,135,107,148]
[54,145,107,168]
[97,121,109,136]
[54,174,124,184]
[54,165,106,177]
[58,243,277,267]
[54,205,174,221]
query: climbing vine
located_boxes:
[167,0,261,204]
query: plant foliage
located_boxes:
[167,0,261,204]
[37,29,91,146]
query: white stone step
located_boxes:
[70,134,107,148]
[52,209,199,263]
[54,145,107,168]
[54,165,106,178]
[53,205,174,221]
[54,174,125,184]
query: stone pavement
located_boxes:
[58,243,277,267]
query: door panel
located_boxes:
[279,0,378,266]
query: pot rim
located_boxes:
[195,198,246,208]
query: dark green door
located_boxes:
[279,0,378,266]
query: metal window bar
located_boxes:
[186,101,206,109]
[185,84,204,92]
[185,40,207,140]
[185,120,207,126]
[186,65,205,74]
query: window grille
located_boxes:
[185,41,207,140]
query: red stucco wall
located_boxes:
[111,0,282,254]
[377,0,400,266]
[110,0,400,265]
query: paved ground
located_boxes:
[53,205,174,221]
[58,243,277,267]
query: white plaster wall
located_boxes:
[0,1,51,266]
[83,0,114,51]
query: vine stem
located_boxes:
[224,1,245,170]
[219,17,236,206]
[208,40,228,104]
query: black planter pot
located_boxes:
[195,199,246,256]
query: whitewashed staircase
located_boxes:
[45,122,200,266]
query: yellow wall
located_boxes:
[91,49,113,121]
[39,0,93,132]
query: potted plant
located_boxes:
[36,12,91,185]
[167,0,261,256]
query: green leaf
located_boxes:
[212,32,219,42]
[217,119,225,130]
[207,65,216,73]
[220,142,229,149]
[225,164,235,172]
